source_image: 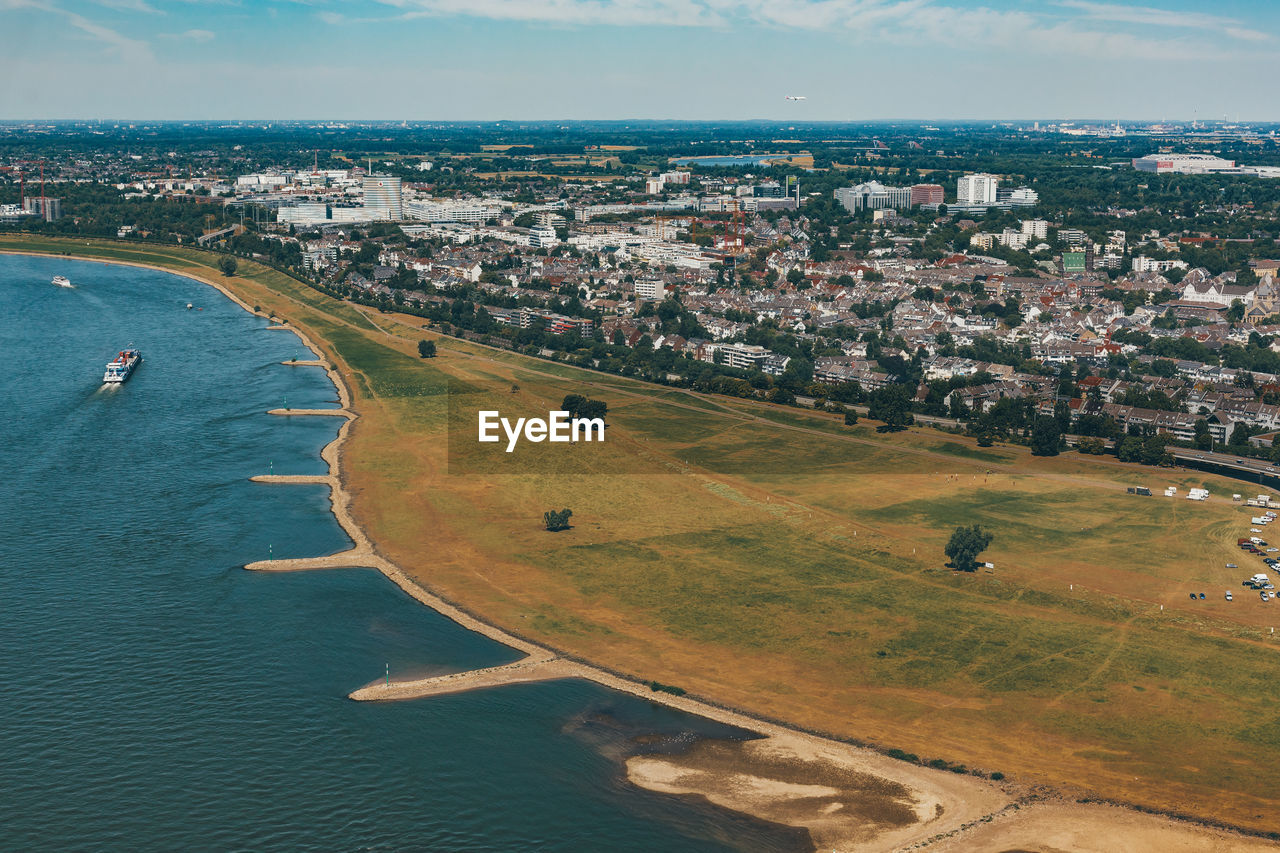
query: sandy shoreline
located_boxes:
[10,245,1278,852]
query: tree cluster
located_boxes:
[543,508,573,532]
[560,394,607,421]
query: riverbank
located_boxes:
[6,242,1278,851]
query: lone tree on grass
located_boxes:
[844,410,859,426]
[867,384,913,432]
[417,339,436,359]
[544,508,573,532]
[945,524,993,572]
[219,256,238,277]
[1030,415,1061,457]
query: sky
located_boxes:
[1,0,1278,120]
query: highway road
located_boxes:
[1170,447,1280,485]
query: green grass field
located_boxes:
[10,235,1280,833]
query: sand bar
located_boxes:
[268,408,352,417]
[349,655,572,701]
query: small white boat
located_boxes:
[186,303,193,310]
[52,275,73,288]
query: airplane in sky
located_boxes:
[784,95,807,101]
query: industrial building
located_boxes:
[1132,153,1236,174]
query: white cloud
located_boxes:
[160,26,214,39]
[1058,0,1269,41]
[374,0,720,27]
[93,0,162,12]
[354,0,1267,58]
[0,0,153,58]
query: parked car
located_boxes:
[1263,591,1270,601]
[1199,592,1207,599]
[1227,563,1238,568]
[1189,592,1197,600]
[1226,591,1234,601]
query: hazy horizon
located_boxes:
[2,0,1278,121]
[0,117,1274,126]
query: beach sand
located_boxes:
[923,802,1280,852]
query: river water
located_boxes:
[0,254,806,852]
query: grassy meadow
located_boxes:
[11,235,1280,834]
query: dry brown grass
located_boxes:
[8,236,1280,838]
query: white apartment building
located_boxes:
[957,174,999,205]
[236,173,288,189]
[1005,187,1038,205]
[528,225,560,249]
[633,279,666,300]
[1132,256,1189,273]
[1021,219,1049,239]
[717,343,770,370]
[1000,229,1029,250]
[405,200,500,224]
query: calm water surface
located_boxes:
[0,254,807,852]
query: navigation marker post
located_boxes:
[386,663,390,687]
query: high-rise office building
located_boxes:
[363,175,403,220]
[956,174,999,206]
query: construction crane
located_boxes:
[654,214,677,242]
[720,198,745,257]
[685,204,744,259]
[7,159,47,216]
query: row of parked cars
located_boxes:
[1238,517,1280,601]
